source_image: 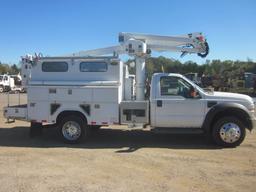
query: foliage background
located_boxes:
[0,62,20,75]
[127,57,256,80]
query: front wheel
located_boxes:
[58,115,88,144]
[212,116,246,147]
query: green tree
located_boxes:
[0,63,20,74]
[125,57,256,80]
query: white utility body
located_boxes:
[3,32,255,147]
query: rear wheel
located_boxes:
[212,116,246,147]
[58,115,88,144]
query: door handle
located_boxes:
[157,100,162,107]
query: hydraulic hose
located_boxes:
[198,41,209,58]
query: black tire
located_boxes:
[0,86,4,93]
[58,115,88,144]
[30,122,43,137]
[4,86,11,92]
[212,116,246,147]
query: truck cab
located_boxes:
[150,73,205,128]
[150,73,255,147]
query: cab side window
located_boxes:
[160,76,192,98]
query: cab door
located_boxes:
[153,76,205,128]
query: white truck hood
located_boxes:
[213,92,252,101]
[206,91,254,109]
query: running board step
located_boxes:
[151,127,204,134]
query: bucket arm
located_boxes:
[69,32,209,58]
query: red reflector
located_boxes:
[91,121,96,125]
[42,120,47,123]
[102,122,108,125]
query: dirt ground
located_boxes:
[0,93,255,192]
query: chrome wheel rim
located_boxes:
[62,121,81,141]
[219,123,241,143]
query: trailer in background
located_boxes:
[0,74,25,93]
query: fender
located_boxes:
[53,106,90,125]
[202,102,253,132]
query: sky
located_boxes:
[0,0,255,64]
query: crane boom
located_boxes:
[69,32,208,57]
[65,32,209,100]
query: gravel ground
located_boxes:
[0,93,255,192]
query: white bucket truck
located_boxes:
[3,32,255,147]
